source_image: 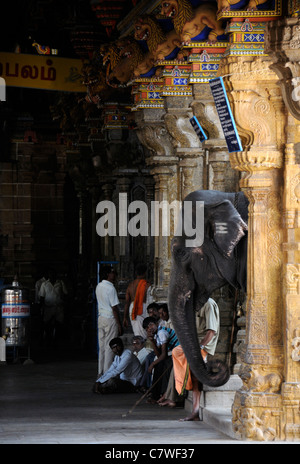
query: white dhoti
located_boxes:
[129,302,147,339]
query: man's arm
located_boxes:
[200,329,216,348]
[201,300,219,349]
[108,285,123,335]
[112,305,123,336]
[39,283,46,311]
[148,342,168,372]
[98,350,132,383]
[148,333,161,359]
[96,360,116,383]
[123,286,131,328]
[147,329,169,372]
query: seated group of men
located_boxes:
[93,303,175,396]
[93,299,220,422]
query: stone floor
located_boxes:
[0,343,291,447]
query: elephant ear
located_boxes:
[170,236,195,303]
[206,200,248,258]
[171,236,192,270]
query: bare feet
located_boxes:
[158,399,176,408]
[146,398,157,404]
[179,411,200,421]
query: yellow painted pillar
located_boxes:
[221,55,287,441]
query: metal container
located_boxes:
[1,284,30,346]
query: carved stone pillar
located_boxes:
[221,55,286,441]
[177,151,202,200]
[264,22,300,439]
[116,176,131,278]
[163,96,205,200]
[134,109,179,298]
[281,142,300,440]
[151,165,178,299]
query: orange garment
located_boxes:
[172,345,207,395]
[131,279,147,320]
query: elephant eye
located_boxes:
[205,221,214,239]
[173,246,185,258]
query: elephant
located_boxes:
[168,190,249,387]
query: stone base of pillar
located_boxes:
[232,389,282,441]
[281,382,300,441]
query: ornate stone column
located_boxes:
[221,55,286,441]
[281,142,300,441]
[135,108,179,298]
[116,176,132,278]
[265,17,300,440]
[178,152,202,199]
[281,143,300,440]
[151,165,178,299]
[163,96,205,200]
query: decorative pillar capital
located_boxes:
[191,83,226,142]
[230,149,283,187]
[163,96,200,151]
[134,109,175,166]
[219,56,285,155]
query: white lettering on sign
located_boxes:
[2,304,30,317]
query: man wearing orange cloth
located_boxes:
[123,264,152,338]
[172,298,220,421]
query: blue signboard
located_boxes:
[209,77,243,154]
[190,116,208,143]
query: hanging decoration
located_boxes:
[31,39,58,55]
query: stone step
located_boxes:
[203,374,242,408]
[184,375,242,439]
[203,408,236,440]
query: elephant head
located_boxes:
[168,190,249,387]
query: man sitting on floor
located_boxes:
[142,317,179,403]
[93,337,142,394]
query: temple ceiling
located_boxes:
[1,1,299,132]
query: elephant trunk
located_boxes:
[168,261,230,388]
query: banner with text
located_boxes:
[209,77,243,154]
[0,52,86,93]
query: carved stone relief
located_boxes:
[292,329,300,362]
